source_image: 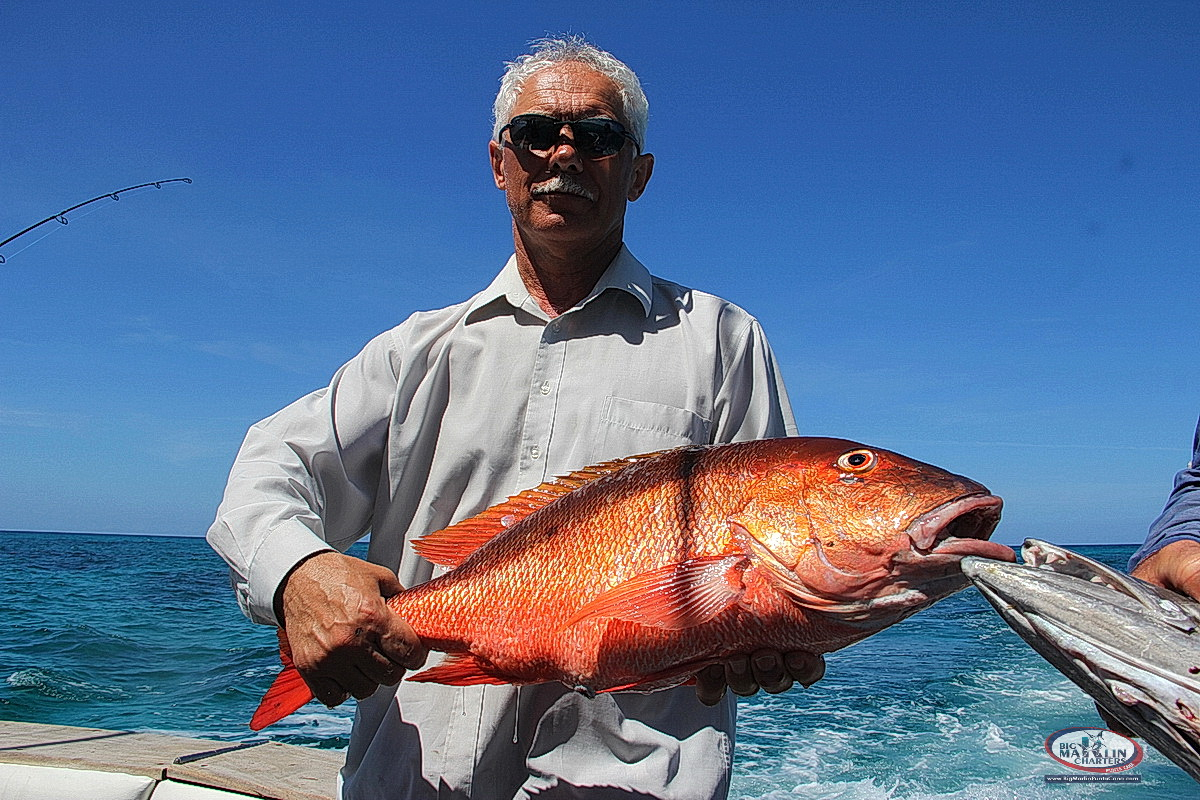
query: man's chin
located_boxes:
[524,198,594,226]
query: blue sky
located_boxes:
[1,1,1196,545]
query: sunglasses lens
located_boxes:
[573,120,625,157]
[507,116,561,151]
[505,116,630,157]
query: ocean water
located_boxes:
[0,531,1193,799]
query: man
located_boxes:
[208,37,820,799]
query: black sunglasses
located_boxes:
[498,114,641,158]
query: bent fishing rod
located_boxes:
[0,178,193,263]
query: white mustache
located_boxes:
[531,174,595,202]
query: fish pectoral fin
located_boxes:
[406,653,511,686]
[564,555,748,630]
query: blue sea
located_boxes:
[0,531,1193,799]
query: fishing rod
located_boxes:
[0,178,193,263]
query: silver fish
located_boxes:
[962,539,1200,783]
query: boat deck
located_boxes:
[0,720,342,800]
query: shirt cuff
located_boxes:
[244,519,336,626]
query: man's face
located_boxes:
[489,62,653,253]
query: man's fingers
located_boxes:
[785,651,825,688]
[307,675,350,708]
[724,654,758,697]
[694,663,727,706]
[354,643,407,687]
[750,650,793,694]
[727,651,801,696]
[300,647,379,703]
[376,615,429,672]
[342,665,383,701]
[695,650,824,705]
[367,561,406,599]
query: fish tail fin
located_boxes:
[250,629,313,731]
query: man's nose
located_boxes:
[546,125,584,173]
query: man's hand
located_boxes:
[1130,539,1200,600]
[694,649,825,706]
[279,551,428,707]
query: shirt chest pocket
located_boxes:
[593,395,713,463]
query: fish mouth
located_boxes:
[824,493,1011,621]
[903,493,1011,563]
[765,493,1010,621]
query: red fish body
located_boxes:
[251,437,1010,729]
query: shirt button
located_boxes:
[530,445,541,460]
[539,381,551,395]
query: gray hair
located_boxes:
[492,36,649,150]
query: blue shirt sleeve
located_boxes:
[1129,415,1200,571]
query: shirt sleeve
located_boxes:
[711,313,798,444]
[206,331,400,625]
[1128,416,1200,572]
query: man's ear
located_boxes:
[627,153,654,201]
[489,140,506,190]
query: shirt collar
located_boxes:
[466,244,653,323]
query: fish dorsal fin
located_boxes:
[564,554,749,630]
[412,450,669,568]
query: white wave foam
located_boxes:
[732,773,1076,800]
[5,667,129,701]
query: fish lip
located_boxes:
[904,493,1010,561]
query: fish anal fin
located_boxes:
[412,450,671,568]
[565,555,748,630]
[406,653,511,686]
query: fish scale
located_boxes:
[250,436,1011,730]
[392,448,736,680]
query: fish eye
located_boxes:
[836,449,877,473]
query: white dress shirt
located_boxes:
[208,246,797,799]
